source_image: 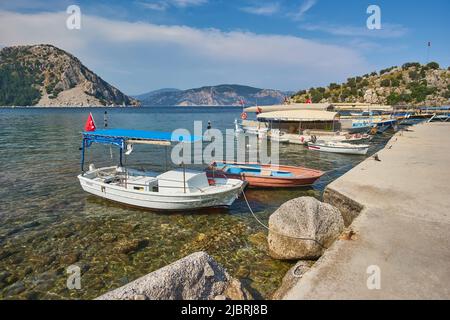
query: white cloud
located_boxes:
[301,23,408,38]
[291,0,317,20]
[136,1,169,11]
[0,10,369,93]
[171,0,207,7]
[240,3,280,16]
[137,0,207,11]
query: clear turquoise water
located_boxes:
[0,107,390,299]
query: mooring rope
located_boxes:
[240,187,326,249]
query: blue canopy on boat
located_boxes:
[80,129,200,171]
[82,129,201,148]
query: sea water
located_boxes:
[0,106,389,299]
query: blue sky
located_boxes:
[0,0,449,94]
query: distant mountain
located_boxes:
[137,84,291,106]
[133,88,181,101]
[291,62,450,106]
[0,44,139,106]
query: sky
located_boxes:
[0,0,449,95]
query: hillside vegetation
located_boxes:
[291,62,450,106]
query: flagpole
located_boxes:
[427,41,431,63]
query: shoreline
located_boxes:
[0,105,245,108]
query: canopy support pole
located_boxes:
[182,161,186,194]
[80,138,86,174]
[119,146,123,167]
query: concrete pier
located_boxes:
[283,122,450,299]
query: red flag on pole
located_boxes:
[84,112,96,132]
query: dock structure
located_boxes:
[282,122,450,299]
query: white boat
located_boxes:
[78,128,245,211]
[297,133,372,145]
[269,129,289,143]
[245,126,269,137]
[307,140,370,155]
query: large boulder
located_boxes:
[96,251,252,300]
[268,197,344,260]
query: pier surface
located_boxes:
[283,122,450,299]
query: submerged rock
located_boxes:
[5,281,26,296]
[115,239,149,255]
[268,197,344,260]
[59,252,81,265]
[272,260,314,299]
[96,251,252,300]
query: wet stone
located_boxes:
[0,250,17,261]
[22,221,41,229]
[115,239,149,255]
[5,281,26,296]
[100,233,118,242]
[59,252,81,265]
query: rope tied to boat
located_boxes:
[240,187,326,249]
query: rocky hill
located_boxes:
[0,44,139,106]
[291,62,450,106]
[137,84,291,106]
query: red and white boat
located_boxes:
[206,161,324,188]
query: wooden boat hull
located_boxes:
[207,162,324,188]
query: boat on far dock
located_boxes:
[269,129,289,143]
[307,140,370,155]
[206,161,324,188]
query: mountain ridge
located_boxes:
[137,84,292,106]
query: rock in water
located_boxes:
[272,260,314,299]
[268,197,344,260]
[96,252,252,300]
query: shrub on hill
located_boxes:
[0,64,41,106]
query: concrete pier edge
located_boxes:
[281,122,450,300]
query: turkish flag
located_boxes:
[84,113,96,132]
[306,98,312,104]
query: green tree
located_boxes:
[387,93,401,105]
[426,62,440,70]
[380,79,391,87]
[402,62,421,69]
[391,79,400,87]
